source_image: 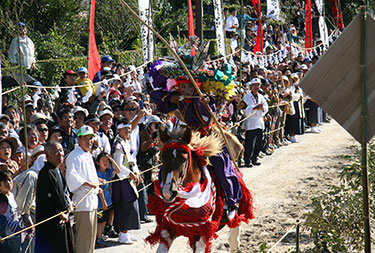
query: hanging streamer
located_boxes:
[328,0,345,29]
[138,0,154,62]
[305,0,313,51]
[252,0,263,54]
[213,0,226,56]
[187,0,196,56]
[0,56,2,114]
[88,0,101,81]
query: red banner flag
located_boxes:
[252,0,263,54]
[88,0,101,81]
[305,0,313,51]
[187,0,196,56]
[328,0,345,29]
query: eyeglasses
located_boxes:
[125,108,137,112]
[38,128,48,132]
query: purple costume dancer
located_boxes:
[150,89,242,210]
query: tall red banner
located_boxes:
[187,0,196,56]
[305,0,313,51]
[88,0,101,81]
[252,0,263,54]
[328,0,345,29]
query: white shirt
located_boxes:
[8,36,36,69]
[230,38,238,53]
[66,144,99,212]
[242,91,269,130]
[112,136,139,179]
[225,15,239,32]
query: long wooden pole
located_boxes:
[118,0,241,172]
[359,5,371,253]
[14,3,29,170]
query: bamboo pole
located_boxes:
[359,5,371,253]
[118,0,241,172]
[14,3,29,170]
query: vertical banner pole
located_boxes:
[359,5,371,253]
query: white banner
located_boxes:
[138,0,154,62]
[314,0,328,47]
[314,0,323,16]
[319,16,329,47]
[213,0,225,56]
[267,0,281,20]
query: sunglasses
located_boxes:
[38,128,48,132]
[125,107,137,112]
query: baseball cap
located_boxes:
[101,55,114,63]
[30,113,48,124]
[18,22,26,27]
[73,106,89,117]
[84,114,100,124]
[77,125,96,137]
[251,78,261,85]
[99,109,114,119]
[145,115,161,128]
[65,69,77,75]
[300,64,308,70]
[0,114,10,122]
[77,67,88,73]
[33,81,42,87]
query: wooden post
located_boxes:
[359,5,371,253]
[195,0,203,40]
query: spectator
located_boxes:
[76,67,95,97]
[230,32,239,53]
[225,8,239,38]
[99,109,115,145]
[19,125,40,159]
[0,169,30,252]
[243,78,269,167]
[35,141,74,253]
[73,106,89,132]
[95,152,120,247]
[93,55,115,84]
[8,22,36,70]
[0,137,19,177]
[57,109,76,152]
[112,118,141,244]
[66,126,104,253]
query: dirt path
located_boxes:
[96,120,356,252]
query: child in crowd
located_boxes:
[0,170,28,252]
[95,152,120,247]
[0,193,9,241]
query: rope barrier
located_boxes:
[266,224,296,252]
[2,86,20,95]
[0,163,162,242]
[227,104,280,131]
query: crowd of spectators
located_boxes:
[0,2,341,252]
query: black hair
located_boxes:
[0,193,8,206]
[96,152,109,162]
[0,170,11,183]
[58,109,72,120]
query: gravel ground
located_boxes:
[96,120,356,253]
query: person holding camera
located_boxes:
[137,115,161,223]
